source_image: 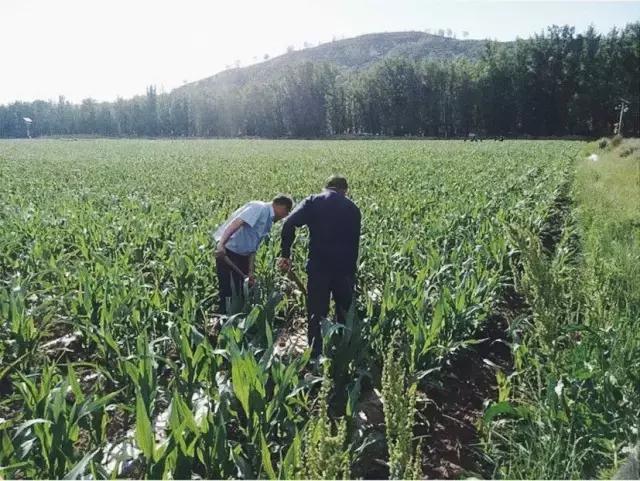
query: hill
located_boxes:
[175,31,490,96]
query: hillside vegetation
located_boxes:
[176,31,487,95]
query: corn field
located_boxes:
[0,139,582,479]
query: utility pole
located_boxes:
[614,98,630,136]
[23,117,32,138]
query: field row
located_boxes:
[0,139,580,478]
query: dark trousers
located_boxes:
[307,269,354,356]
[215,249,250,313]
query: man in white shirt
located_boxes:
[214,195,293,313]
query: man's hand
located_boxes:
[277,257,291,273]
[247,264,256,288]
[215,243,226,259]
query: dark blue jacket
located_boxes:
[281,189,361,275]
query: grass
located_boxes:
[579,139,640,300]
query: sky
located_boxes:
[1,0,638,105]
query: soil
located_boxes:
[418,316,514,479]
[274,317,307,357]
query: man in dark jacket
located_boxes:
[278,175,361,356]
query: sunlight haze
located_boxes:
[1,0,638,104]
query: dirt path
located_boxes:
[418,316,513,479]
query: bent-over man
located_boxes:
[278,176,361,357]
[214,195,293,313]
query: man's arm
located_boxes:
[354,208,362,263]
[347,207,362,275]
[215,217,246,258]
[215,202,263,258]
[278,197,312,270]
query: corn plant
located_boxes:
[1,365,118,479]
[0,138,583,478]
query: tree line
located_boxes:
[1,24,638,139]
